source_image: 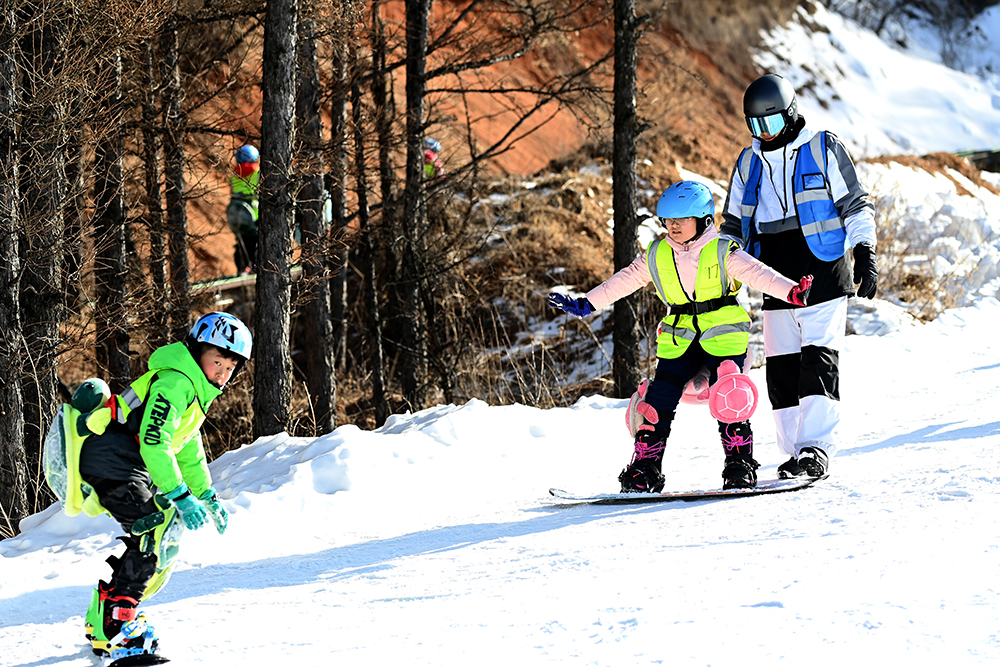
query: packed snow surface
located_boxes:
[3,298,1000,665]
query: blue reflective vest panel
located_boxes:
[739,131,849,262]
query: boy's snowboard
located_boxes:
[102,653,170,666]
[549,475,825,505]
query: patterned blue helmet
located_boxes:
[656,181,715,220]
[188,312,253,361]
[424,138,441,153]
[236,144,259,164]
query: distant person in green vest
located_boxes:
[424,137,444,179]
[227,144,260,275]
[548,181,812,492]
[70,312,252,662]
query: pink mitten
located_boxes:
[626,379,659,438]
[708,360,759,423]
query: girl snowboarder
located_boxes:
[548,181,812,492]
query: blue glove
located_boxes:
[165,484,208,531]
[548,293,594,317]
[199,489,229,535]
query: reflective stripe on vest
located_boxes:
[109,386,146,427]
[738,132,848,262]
[646,238,751,359]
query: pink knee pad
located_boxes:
[708,360,758,423]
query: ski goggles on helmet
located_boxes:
[746,112,788,139]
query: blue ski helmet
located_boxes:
[187,312,253,381]
[236,144,259,164]
[656,181,715,239]
[656,181,715,219]
[424,137,441,153]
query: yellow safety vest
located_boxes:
[646,237,751,359]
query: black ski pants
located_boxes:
[83,474,160,599]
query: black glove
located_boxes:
[852,242,878,299]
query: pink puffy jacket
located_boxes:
[586,226,795,311]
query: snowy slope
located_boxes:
[755,2,1000,304]
[2,299,1000,666]
[756,2,1000,157]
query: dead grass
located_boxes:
[868,178,968,322]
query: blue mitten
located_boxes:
[199,489,228,535]
[547,293,594,317]
[165,484,208,530]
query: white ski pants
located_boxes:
[762,297,847,459]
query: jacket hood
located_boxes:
[147,341,223,409]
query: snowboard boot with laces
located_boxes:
[797,446,829,478]
[618,426,669,493]
[719,421,759,489]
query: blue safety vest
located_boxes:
[738,131,848,262]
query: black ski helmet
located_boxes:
[743,74,798,138]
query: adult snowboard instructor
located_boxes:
[65,312,252,663]
[720,73,879,479]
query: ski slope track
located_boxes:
[2,299,999,665]
[4,2,1000,664]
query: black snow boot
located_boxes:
[719,421,758,489]
[719,421,753,457]
[722,455,760,489]
[777,457,806,478]
[618,426,669,493]
[797,446,829,478]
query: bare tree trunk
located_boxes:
[63,134,85,313]
[19,15,67,513]
[143,38,168,350]
[351,43,388,427]
[611,0,649,399]
[328,11,350,374]
[0,7,27,533]
[161,13,189,340]
[400,0,431,410]
[297,9,335,434]
[370,0,399,416]
[93,47,130,392]
[254,0,297,437]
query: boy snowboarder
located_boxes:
[548,181,812,492]
[68,312,252,663]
